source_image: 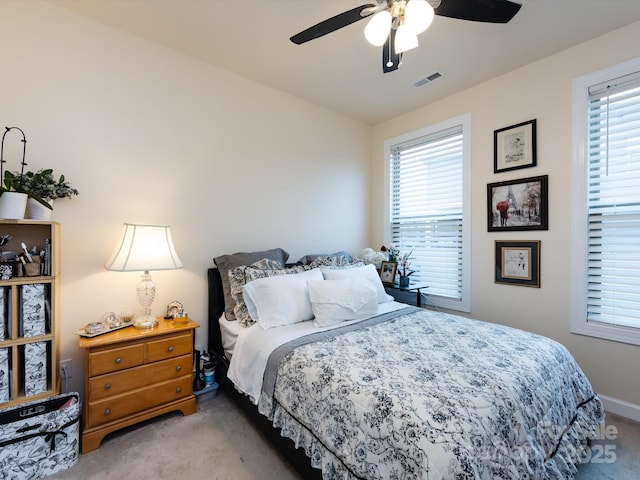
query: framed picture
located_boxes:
[495,240,541,287]
[166,300,184,318]
[487,174,548,232]
[494,119,537,173]
[379,261,397,285]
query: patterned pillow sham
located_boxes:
[229,259,307,327]
[214,248,289,321]
[307,255,363,269]
[297,251,354,265]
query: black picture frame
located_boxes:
[494,119,537,173]
[379,261,397,285]
[495,240,541,287]
[487,175,548,232]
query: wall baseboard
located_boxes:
[598,394,640,423]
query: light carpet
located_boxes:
[49,391,640,479]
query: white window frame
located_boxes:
[384,113,471,313]
[571,56,640,346]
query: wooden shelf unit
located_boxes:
[0,220,60,409]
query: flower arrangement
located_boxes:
[398,250,415,278]
[359,245,415,280]
[380,244,400,262]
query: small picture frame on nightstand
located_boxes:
[166,300,184,319]
[379,261,397,285]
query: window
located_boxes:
[572,57,640,345]
[384,114,470,312]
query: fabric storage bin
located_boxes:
[24,342,48,396]
[0,286,7,340]
[20,284,48,337]
[0,261,14,281]
[0,392,80,478]
[0,347,9,403]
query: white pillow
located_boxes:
[243,267,324,329]
[321,263,393,303]
[308,278,378,327]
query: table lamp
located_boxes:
[105,223,183,329]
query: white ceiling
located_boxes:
[51,0,640,124]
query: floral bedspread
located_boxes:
[257,307,604,480]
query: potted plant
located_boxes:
[398,250,415,287]
[16,169,79,220]
[19,169,79,203]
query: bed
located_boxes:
[207,257,604,480]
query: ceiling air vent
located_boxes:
[413,71,443,88]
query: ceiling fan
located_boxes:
[290,0,522,73]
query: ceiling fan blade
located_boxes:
[290,4,377,44]
[434,0,522,23]
[382,29,402,73]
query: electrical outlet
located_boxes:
[60,359,72,379]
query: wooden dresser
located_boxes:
[79,317,199,453]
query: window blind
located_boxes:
[586,74,640,329]
[390,125,463,300]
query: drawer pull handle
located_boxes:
[105,383,111,390]
[176,387,182,393]
[115,357,122,364]
[104,408,111,416]
[168,346,174,353]
[176,365,182,372]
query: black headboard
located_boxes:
[207,267,226,363]
[207,262,302,365]
[206,268,322,480]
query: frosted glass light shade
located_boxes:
[404,0,434,34]
[364,10,392,46]
[395,23,419,53]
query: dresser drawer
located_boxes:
[87,375,192,428]
[146,333,192,363]
[88,343,145,376]
[88,354,192,401]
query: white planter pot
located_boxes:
[0,192,28,219]
[25,198,53,220]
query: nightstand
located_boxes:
[78,317,199,453]
[385,283,428,307]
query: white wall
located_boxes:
[3,1,639,415]
[0,2,371,396]
[371,21,640,409]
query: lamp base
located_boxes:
[134,313,157,329]
[134,271,157,329]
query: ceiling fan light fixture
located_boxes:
[404,0,434,34]
[364,10,392,46]
[395,23,419,54]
